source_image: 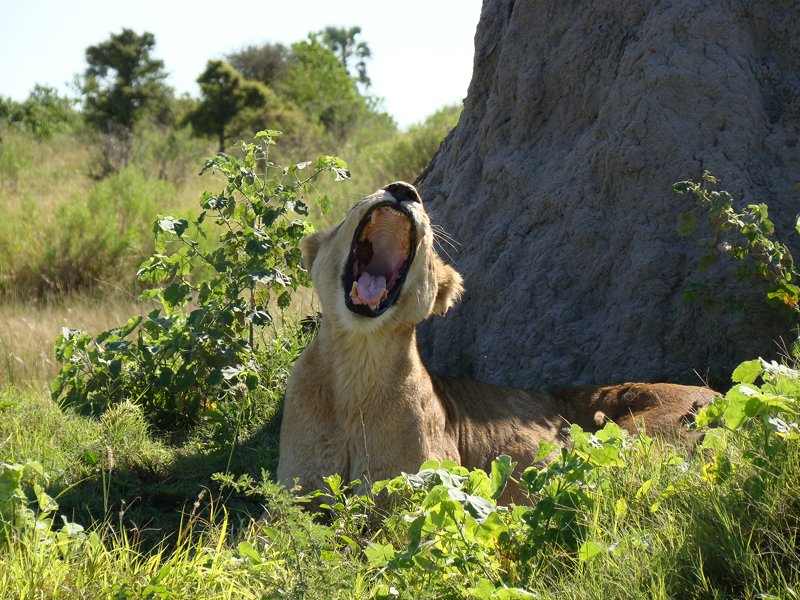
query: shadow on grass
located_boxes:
[54,407,284,548]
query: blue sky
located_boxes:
[1,0,482,128]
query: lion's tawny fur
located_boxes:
[277,183,717,501]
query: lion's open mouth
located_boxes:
[343,202,416,317]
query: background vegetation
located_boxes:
[1,25,797,600]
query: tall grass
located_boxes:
[0,294,153,388]
[307,104,462,224]
[2,382,798,598]
[0,103,496,597]
[0,106,458,299]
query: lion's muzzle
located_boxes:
[343,201,416,317]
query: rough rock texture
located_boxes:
[417,0,800,388]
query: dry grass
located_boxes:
[0,129,95,212]
[0,293,153,389]
[0,285,318,391]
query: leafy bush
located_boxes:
[280,34,368,139]
[52,131,348,430]
[131,124,212,185]
[2,85,78,140]
[357,357,800,598]
[0,129,34,183]
[0,459,85,551]
[2,165,174,298]
[357,104,461,184]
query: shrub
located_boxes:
[52,131,349,431]
[2,85,78,140]
[358,104,461,184]
[3,166,174,298]
[675,172,800,334]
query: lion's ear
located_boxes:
[300,231,324,273]
[432,257,464,316]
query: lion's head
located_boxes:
[301,182,464,331]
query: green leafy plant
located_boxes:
[0,459,85,551]
[519,425,629,559]
[368,458,521,599]
[674,172,799,318]
[2,84,78,140]
[365,425,690,598]
[52,130,349,430]
[697,358,800,472]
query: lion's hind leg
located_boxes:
[550,382,718,439]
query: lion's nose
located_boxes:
[383,181,422,204]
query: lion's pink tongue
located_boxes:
[351,272,387,309]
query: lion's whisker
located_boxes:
[434,232,460,253]
[434,239,457,264]
[431,225,462,248]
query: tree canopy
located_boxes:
[225,43,292,88]
[2,85,77,140]
[279,35,367,138]
[81,28,172,131]
[321,26,372,87]
[189,60,306,152]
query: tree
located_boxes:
[81,28,171,131]
[2,85,77,139]
[189,60,305,152]
[321,26,372,87]
[280,35,366,138]
[225,43,292,87]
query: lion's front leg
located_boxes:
[277,366,346,495]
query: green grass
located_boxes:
[0,318,306,547]
[1,107,797,599]
[0,105,460,299]
[2,357,800,598]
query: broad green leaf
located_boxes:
[364,542,395,565]
[33,484,56,513]
[489,455,515,500]
[723,385,759,429]
[157,216,189,236]
[534,440,558,463]
[635,479,652,500]
[699,427,728,453]
[672,181,694,194]
[578,540,603,562]
[615,497,628,518]
[237,541,261,562]
[161,283,189,311]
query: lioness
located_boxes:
[277,182,716,500]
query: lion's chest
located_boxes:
[328,361,457,482]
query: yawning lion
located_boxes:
[277,182,716,500]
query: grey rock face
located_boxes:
[417,0,800,388]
